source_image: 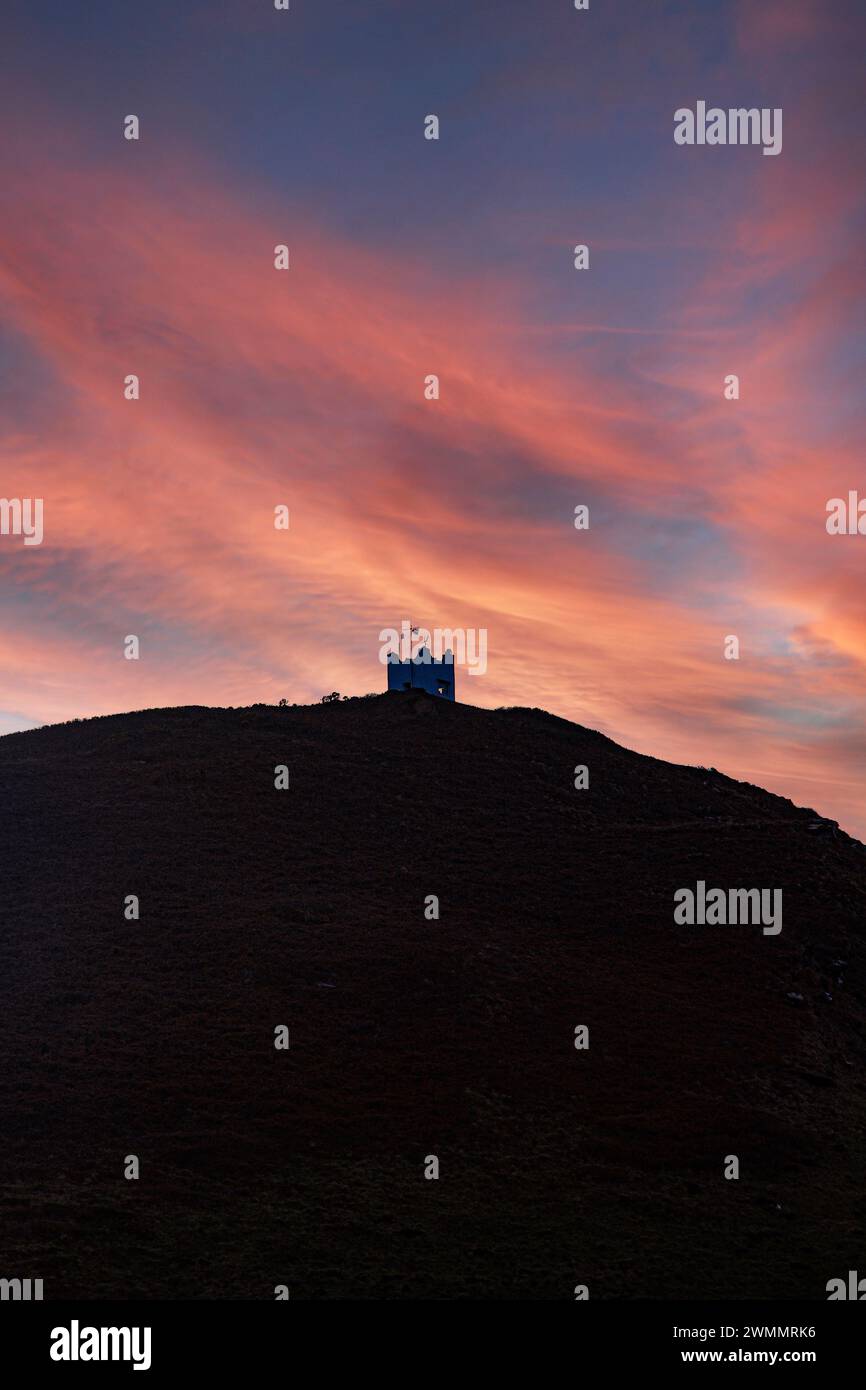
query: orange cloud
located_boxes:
[1,115,864,838]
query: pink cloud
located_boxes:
[1,113,865,838]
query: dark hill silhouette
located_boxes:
[1,692,864,1299]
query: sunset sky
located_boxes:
[1,0,865,835]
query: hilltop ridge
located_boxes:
[1,693,864,1298]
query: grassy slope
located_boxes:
[1,692,864,1298]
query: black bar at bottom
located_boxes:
[0,1300,861,1376]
